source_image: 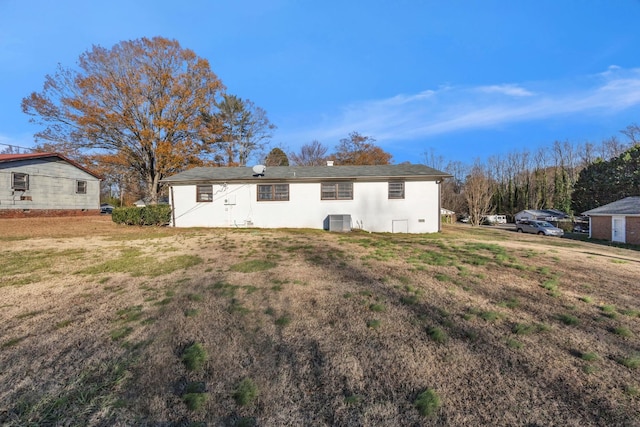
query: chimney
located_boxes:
[326,160,334,167]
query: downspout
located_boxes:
[170,186,176,227]
[437,178,442,232]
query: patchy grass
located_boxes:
[557,314,580,326]
[366,319,381,329]
[369,303,386,312]
[2,219,640,425]
[182,343,208,372]
[233,378,258,406]
[184,392,208,411]
[80,249,202,277]
[427,327,447,344]
[414,388,441,417]
[580,352,599,362]
[229,259,277,273]
[612,326,633,338]
[110,326,133,341]
[618,356,640,370]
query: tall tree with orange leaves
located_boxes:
[22,36,225,204]
[331,132,392,165]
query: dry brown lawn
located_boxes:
[0,216,639,426]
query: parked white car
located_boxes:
[516,220,564,237]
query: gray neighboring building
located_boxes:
[582,196,640,244]
[0,153,100,218]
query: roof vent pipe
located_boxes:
[326,160,334,166]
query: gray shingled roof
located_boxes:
[517,209,570,219]
[161,164,451,184]
[582,196,640,216]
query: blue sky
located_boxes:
[2,0,640,165]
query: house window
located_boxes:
[388,181,405,199]
[76,180,87,194]
[321,182,353,200]
[12,172,29,191]
[257,184,289,201]
[196,184,213,202]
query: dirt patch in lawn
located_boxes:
[0,218,639,426]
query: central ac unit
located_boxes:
[328,214,351,232]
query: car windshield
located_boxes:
[537,221,554,227]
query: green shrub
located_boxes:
[233,378,258,406]
[182,343,208,371]
[112,205,171,226]
[414,388,440,417]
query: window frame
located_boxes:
[321,182,353,200]
[76,180,87,194]
[11,172,29,191]
[196,184,213,202]
[257,183,290,201]
[388,181,405,199]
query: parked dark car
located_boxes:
[572,223,589,233]
[516,220,564,237]
[100,205,114,214]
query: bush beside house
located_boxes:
[112,205,171,226]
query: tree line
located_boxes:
[434,126,640,225]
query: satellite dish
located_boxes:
[252,164,266,176]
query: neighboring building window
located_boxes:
[388,181,405,199]
[76,180,87,194]
[258,184,289,201]
[196,184,213,202]
[12,172,29,190]
[321,182,353,200]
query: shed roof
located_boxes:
[0,152,101,179]
[515,209,570,218]
[161,164,451,184]
[582,196,640,216]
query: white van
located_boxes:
[482,215,507,224]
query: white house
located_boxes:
[0,153,101,218]
[161,164,451,233]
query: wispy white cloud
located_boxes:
[476,84,534,97]
[280,67,640,146]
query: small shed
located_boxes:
[582,196,640,244]
[441,208,455,224]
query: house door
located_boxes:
[612,216,626,243]
[392,219,408,233]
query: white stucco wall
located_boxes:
[170,180,441,233]
[0,158,100,211]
